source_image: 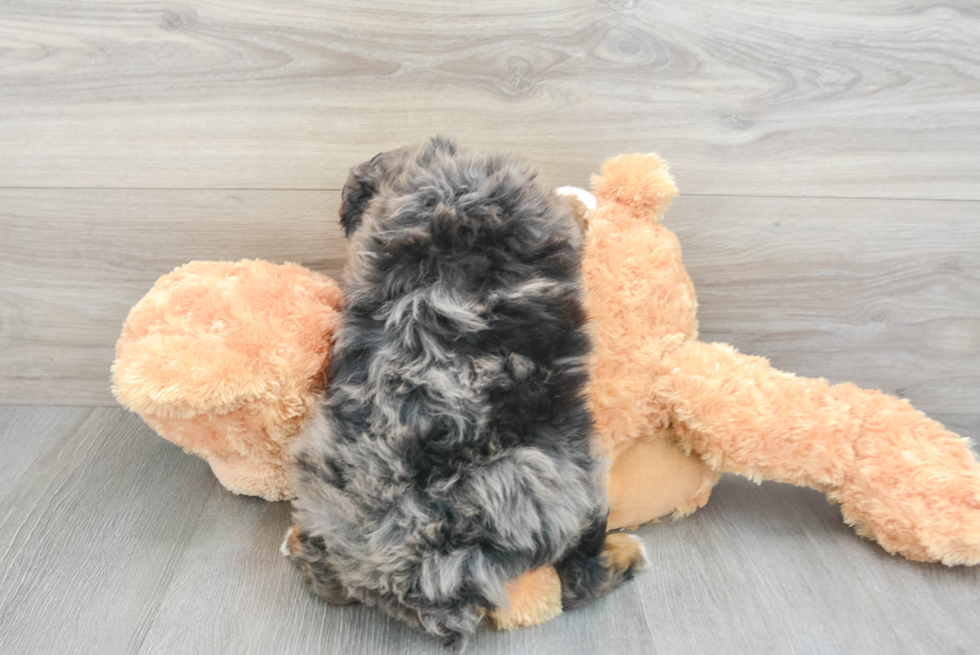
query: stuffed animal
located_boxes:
[582,155,980,560]
[112,153,980,629]
[112,259,341,501]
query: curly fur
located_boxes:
[287,137,638,648]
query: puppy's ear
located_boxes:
[339,154,385,237]
[426,135,458,156]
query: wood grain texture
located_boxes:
[2,191,977,415]
[1,1,979,196]
[0,189,344,405]
[0,405,976,655]
[0,406,217,655]
[669,195,980,414]
[0,405,91,504]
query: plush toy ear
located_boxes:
[590,153,678,219]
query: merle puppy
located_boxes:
[284,137,645,648]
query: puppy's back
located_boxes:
[291,138,610,647]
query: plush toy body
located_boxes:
[113,153,980,629]
[582,155,980,567]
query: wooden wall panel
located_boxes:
[0,189,344,405]
[2,190,977,412]
[1,1,978,197]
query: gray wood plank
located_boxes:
[670,196,980,414]
[0,406,217,655]
[1,1,978,197]
[633,474,980,654]
[2,0,979,651]
[134,487,435,655]
[3,191,977,414]
[0,189,344,406]
[136,488,658,655]
[132,469,980,655]
[136,420,980,655]
[0,405,90,503]
[0,405,976,654]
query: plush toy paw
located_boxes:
[832,390,980,566]
[606,434,721,529]
[839,458,980,566]
[847,490,980,566]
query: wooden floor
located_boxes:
[2,1,979,653]
[0,406,977,655]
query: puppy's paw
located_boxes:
[281,525,303,558]
[601,533,647,580]
[283,526,356,606]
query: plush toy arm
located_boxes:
[659,340,980,565]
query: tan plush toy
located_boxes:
[112,260,341,501]
[581,155,980,561]
[113,154,980,629]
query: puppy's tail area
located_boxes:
[554,513,647,610]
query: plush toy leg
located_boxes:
[660,340,980,565]
[606,433,720,530]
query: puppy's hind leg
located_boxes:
[282,526,356,606]
[554,514,646,610]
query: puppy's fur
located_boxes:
[286,137,644,648]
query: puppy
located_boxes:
[284,137,645,648]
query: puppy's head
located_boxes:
[338,136,459,236]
